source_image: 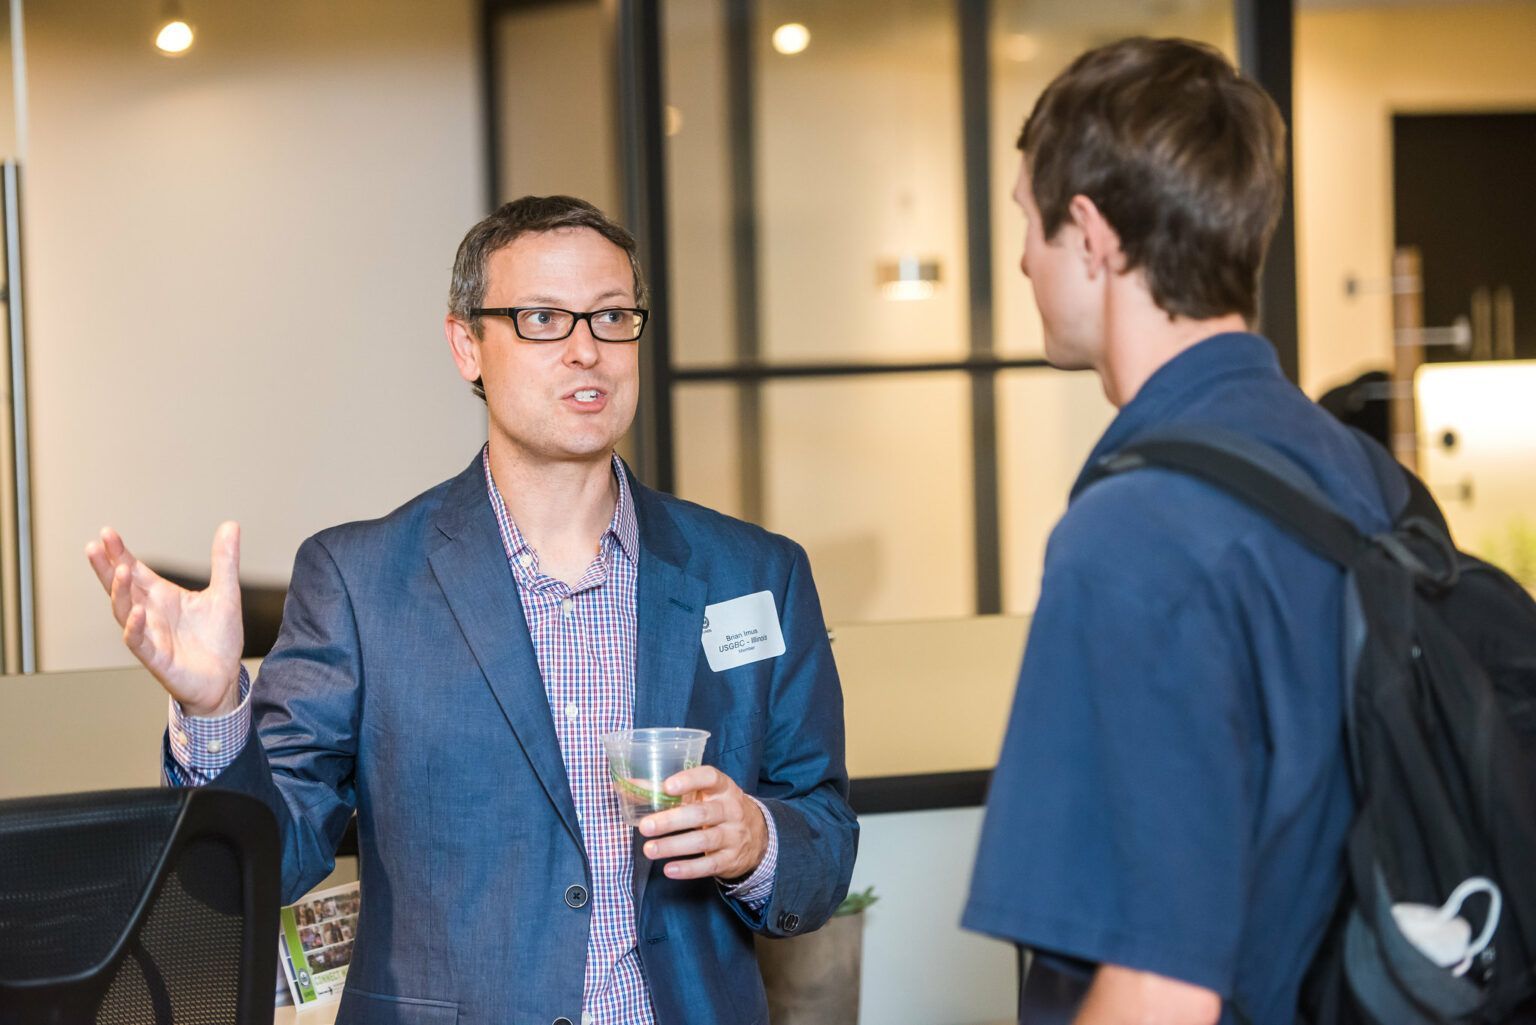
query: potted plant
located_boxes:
[755,886,879,1025]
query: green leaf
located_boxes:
[834,885,879,916]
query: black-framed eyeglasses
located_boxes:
[471,306,650,343]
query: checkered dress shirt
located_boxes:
[168,449,778,1024]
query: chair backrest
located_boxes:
[0,786,279,1025]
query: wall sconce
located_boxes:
[155,2,195,57]
[877,257,942,301]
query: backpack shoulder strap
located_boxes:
[1345,426,1450,536]
[1075,425,1372,568]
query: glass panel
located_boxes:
[665,0,971,367]
[989,1,1236,358]
[674,382,747,521]
[997,367,1115,614]
[765,374,972,622]
[495,1,617,211]
[661,1,738,368]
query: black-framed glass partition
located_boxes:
[487,0,1291,624]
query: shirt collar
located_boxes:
[480,447,640,568]
[1073,332,1282,497]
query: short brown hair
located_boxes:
[448,195,647,399]
[1019,37,1284,322]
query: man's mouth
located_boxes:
[574,389,601,402]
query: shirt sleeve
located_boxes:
[720,795,779,909]
[165,666,252,787]
[963,546,1260,996]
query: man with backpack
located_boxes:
[967,34,1536,1025]
[964,36,1445,1024]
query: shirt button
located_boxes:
[582,1015,595,1025]
[174,730,187,745]
[564,702,579,720]
[518,553,533,568]
[564,884,588,909]
[207,738,223,754]
[560,598,573,615]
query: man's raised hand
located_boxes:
[84,522,245,717]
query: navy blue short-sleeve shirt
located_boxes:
[963,333,1402,1024]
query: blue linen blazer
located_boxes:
[188,454,857,1025]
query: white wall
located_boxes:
[853,807,1015,1025]
[1294,1,1536,397]
[19,0,485,670]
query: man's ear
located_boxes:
[445,314,483,384]
[1066,194,1126,279]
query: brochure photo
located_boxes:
[278,880,360,1007]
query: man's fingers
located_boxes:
[643,825,719,862]
[123,605,153,663]
[208,521,241,596]
[85,539,114,592]
[110,563,135,627]
[87,527,136,593]
[663,765,724,798]
[100,527,126,563]
[128,557,167,600]
[639,800,710,837]
[661,854,721,880]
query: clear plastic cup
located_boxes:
[601,727,711,827]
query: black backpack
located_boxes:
[1081,426,1536,1025]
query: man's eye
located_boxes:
[595,309,624,324]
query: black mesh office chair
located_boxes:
[0,787,280,1025]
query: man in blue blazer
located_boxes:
[86,195,856,1025]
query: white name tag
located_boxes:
[701,590,786,672]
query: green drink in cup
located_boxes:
[602,728,711,827]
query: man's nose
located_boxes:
[563,319,601,364]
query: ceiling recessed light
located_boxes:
[772,23,810,56]
[155,19,194,56]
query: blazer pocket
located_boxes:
[340,987,460,1025]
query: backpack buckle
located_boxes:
[1375,516,1460,592]
[1096,452,1146,474]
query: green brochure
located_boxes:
[278,880,361,1007]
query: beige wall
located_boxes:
[1294,1,1536,397]
[20,0,485,670]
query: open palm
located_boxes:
[85,522,245,717]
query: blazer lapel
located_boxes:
[427,456,585,855]
[626,470,709,914]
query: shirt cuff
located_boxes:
[721,795,778,910]
[168,666,252,785]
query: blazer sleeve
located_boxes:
[195,535,363,904]
[727,541,858,937]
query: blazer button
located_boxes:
[777,911,801,933]
[553,1018,574,1025]
[564,884,589,909]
